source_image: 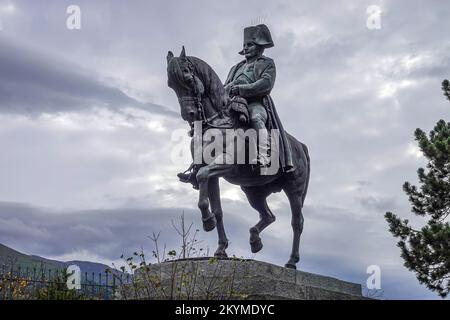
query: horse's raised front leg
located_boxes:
[208,177,229,258]
[196,163,232,232]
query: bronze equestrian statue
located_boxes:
[167,24,310,269]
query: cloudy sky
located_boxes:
[0,0,449,299]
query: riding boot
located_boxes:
[258,126,270,166]
[177,165,199,190]
[250,122,270,169]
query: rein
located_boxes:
[178,87,232,130]
[178,96,220,126]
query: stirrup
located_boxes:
[177,165,199,190]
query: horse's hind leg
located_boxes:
[241,186,276,253]
[208,177,229,258]
[284,189,304,269]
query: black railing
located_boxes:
[0,264,131,300]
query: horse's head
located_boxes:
[167,47,228,126]
[166,47,206,124]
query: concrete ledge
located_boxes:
[132,258,364,300]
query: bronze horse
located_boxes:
[167,47,310,269]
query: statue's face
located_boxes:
[242,41,263,59]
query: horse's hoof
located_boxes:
[202,214,217,232]
[285,263,297,270]
[250,238,263,253]
[249,228,263,253]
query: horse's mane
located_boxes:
[168,56,228,114]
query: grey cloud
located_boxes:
[356,195,397,213]
[0,201,197,259]
[0,37,176,116]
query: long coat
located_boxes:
[224,56,294,171]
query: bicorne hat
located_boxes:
[238,24,274,55]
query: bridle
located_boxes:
[178,70,231,130]
[178,96,219,126]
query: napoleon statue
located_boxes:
[167,23,310,268]
[178,23,294,188]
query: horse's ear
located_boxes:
[180,46,186,59]
[167,51,174,65]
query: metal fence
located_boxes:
[0,264,131,300]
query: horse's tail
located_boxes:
[300,142,310,207]
[285,133,310,207]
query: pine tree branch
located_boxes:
[442,79,450,102]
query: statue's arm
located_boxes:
[224,82,233,96]
[238,60,276,97]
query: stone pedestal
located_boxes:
[131,258,365,300]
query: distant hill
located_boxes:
[0,243,115,280]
